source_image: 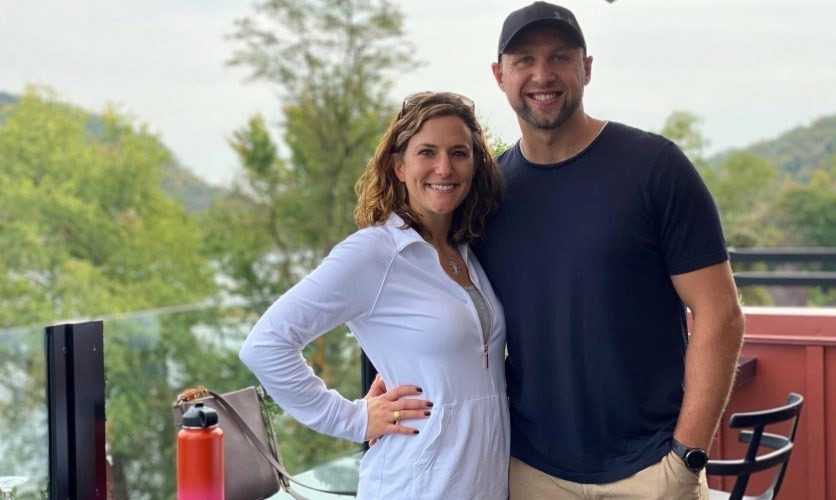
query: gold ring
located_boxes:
[393,410,402,422]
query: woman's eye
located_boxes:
[452,150,469,158]
[418,149,433,157]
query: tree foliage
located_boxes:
[660,111,782,247]
[703,151,781,248]
[772,162,836,306]
[0,86,214,327]
[745,114,836,181]
[0,87,226,499]
[659,110,835,306]
[659,110,710,169]
[773,159,836,247]
[224,0,416,263]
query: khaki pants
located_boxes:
[510,452,709,500]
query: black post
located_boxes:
[360,350,377,397]
[360,350,377,451]
[45,321,107,500]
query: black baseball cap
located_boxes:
[498,2,586,57]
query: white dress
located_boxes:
[240,213,509,499]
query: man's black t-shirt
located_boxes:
[474,122,728,483]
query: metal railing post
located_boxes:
[45,321,107,499]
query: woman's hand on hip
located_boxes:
[364,377,433,442]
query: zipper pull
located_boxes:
[483,344,489,368]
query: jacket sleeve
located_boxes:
[239,230,392,443]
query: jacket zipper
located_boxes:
[423,241,493,371]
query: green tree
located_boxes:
[0,86,214,326]
[772,158,836,306]
[225,0,417,266]
[206,0,418,471]
[658,111,783,247]
[773,158,836,247]
[0,87,220,499]
[659,110,710,169]
[707,152,784,306]
[704,151,782,248]
[745,114,836,182]
[658,111,781,304]
[102,307,260,499]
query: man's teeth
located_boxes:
[428,184,455,191]
[532,93,558,101]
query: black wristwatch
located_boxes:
[671,438,708,472]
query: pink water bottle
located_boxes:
[177,403,224,500]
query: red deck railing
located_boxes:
[709,307,836,499]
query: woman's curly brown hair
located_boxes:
[354,93,504,244]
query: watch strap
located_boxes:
[671,438,708,471]
[671,438,690,459]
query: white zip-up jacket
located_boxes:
[240,213,509,499]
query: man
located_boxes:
[475,2,746,498]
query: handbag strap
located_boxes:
[209,391,358,498]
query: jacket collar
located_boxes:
[384,212,426,252]
[383,213,469,260]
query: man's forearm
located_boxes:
[673,306,745,450]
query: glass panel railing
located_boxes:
[1,303,362,499]
[272,452,363,499]
[101,304,362,499]
[0,324,48,499]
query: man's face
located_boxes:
[492,26,592,131]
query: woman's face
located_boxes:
[394,115,475,227]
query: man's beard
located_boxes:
[514,94,581,130]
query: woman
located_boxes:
[239,92,508,499]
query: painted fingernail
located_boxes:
[413,430,420,434]
[427,402,434,407]
[416,387,423,393]
[424,411,431,416]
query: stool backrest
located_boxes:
[706,392,803,500]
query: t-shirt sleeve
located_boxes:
[239,230,392,443]
[650,142,728,276]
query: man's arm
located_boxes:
[670,260,745,451]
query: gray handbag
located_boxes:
[173,386,357,500]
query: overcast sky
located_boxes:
[3,0,835,186]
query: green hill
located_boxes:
[0,92,16,108]
[9,87,828,210]
[0,91,223,212]
[711,114,836,180]
[160,158,224,212]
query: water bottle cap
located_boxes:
[181,402,219,428]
